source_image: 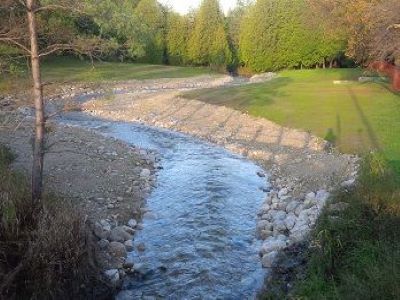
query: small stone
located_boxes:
[284,215,296,230]
[109,242,127,258]
[270,210,287,221]
[123,257,135,269]
[278,188,288,198]
[261,237,287,254]
[258,229,273,240]
[127,219,137,228]
[100,219,111,231]
[262,251,278,268]
[257,171,266,178]
[94,222,110,240]
[98,239,110,250]
[109,226,133,243]
[136,242,146,252]
[305,192,316,200]
[294,203,304,216]
[273,220,287,233]
[104,269,120,285]
[257,220,272,232]
[286,200,299,213]
[124,240,134,252]
[341,178,356,188]
[122,225,135,235]
[140,168,151,178]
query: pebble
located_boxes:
[124,240,134,252]
[262,251,278,268]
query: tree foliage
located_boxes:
[187,0,232,67]
[239,0,345,72]
[166,12,190,65]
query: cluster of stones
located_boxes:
[257,185,330,268]
[257,169,358,269]
[249,72,277,83]
[94,218,141,286]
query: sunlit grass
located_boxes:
[183,68,400,171]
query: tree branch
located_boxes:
[38,43,75,57]
[0,37,31,54]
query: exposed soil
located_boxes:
[0,112,155,224]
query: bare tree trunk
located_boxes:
[27,0,45,203]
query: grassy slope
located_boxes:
[183,69,400,170]
[0,56,215,93]
[183,69,400,299]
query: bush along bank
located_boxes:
[0,143,157,298]
[263,153,400,299]
[0,145,109,299]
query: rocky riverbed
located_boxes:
[77,75,358,275]
[1,74,358,296]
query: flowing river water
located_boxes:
[60,113,269,299]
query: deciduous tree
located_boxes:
[0,0,105,203]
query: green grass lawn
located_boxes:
[0,56,215,93]
[183,68,400,170]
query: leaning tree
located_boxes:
[0,0,105,203]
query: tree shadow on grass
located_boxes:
[182,77,293,112]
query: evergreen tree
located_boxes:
[187,0,232,67]
[166,12,189,65]
[226,0,252,68]
[239,0,344,72]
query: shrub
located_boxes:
[0,145,109,299]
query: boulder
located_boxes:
[109,226,133,243]
[286,200,299,213]
[104,269,120,285]
[109,241,127,258]
[262,251,279,268]
[124,240,134,252]
[260,237,287,254]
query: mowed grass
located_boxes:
[183,69,400,170]
[40,56,215,81]
[0,56,215,93]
